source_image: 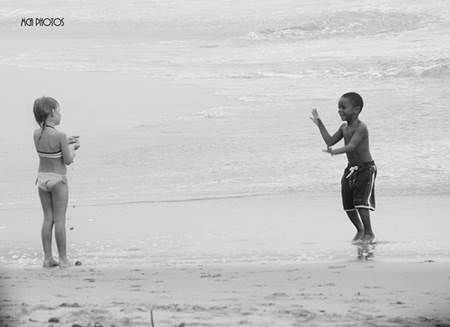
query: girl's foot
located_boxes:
[43,258,59,268]
[59,259,72,269]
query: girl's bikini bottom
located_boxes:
[36,172,67,191]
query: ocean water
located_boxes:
[0,0,450,208]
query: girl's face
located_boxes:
[49,105,61,125]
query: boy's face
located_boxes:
[338,96,359,121]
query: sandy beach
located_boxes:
[1,261,449,327]
[1,194,450,326]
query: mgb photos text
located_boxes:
[21,18,64,27]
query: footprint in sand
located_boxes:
[238,320,251,325]
[200,272,222,279]
[280,309,316,322]
[328,265,346,269]
[84,278,96,283]
[59,302,81,308]
[265,292,289,300]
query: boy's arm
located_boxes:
[311,109,343,146]
[325,124,366,155]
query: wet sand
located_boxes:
[1,194,450,326]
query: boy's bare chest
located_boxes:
[342,126,356,142]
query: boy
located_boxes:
[311,92,376,243]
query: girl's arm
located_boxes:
[59,132,76,165]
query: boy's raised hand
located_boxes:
[310,108,320,126]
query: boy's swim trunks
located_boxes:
[341,161,376,211]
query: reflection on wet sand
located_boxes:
[356,242,376,260]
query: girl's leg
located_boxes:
[345,210,364,243]
[38,188,58,267]
[51,181,70,267]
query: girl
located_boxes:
[33,96,80,268]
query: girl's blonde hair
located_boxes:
[33,96,59,127]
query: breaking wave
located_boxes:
[248,10,432,40]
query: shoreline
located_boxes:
[1,193,450,268]
[1,193,449,326]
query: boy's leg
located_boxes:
[354,165,376,242]
[51,181,70,267]
[38,188,58,267]
[342,169,364,242]
[346,210,364,242]
[357,208,374,242]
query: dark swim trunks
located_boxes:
[341,161,377,211]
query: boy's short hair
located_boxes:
[342,92,364,111]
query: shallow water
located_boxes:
[1,195,449,267]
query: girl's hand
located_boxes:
[68,136,80,150]
[310,109,320,126]
[68,135,80,144]
[69,142,80,152]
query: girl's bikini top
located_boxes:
[37,150,63,159]
[36,125,63,159]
